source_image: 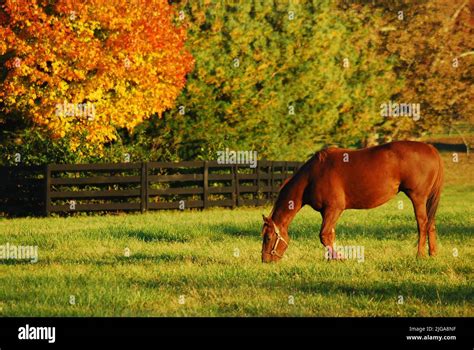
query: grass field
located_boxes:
[0,152,473,316]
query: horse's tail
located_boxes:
[426,151,444,232]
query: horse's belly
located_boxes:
[344,178,400,209]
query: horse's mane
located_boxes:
[308,148,333,165]
[315,149,329,163]
[268,148,333,219]
[268,172,295,219]
[279,149,330,192]
[279,176,292,191]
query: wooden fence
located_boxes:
[0,161,303,216]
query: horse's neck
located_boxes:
[271,175,306,231]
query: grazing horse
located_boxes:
[261,141,444,263]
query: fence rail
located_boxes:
[0,160,303,216]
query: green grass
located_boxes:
[0,154,473,316]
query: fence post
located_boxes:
[270,162,275,201]
[203,161,209,209]
[44,164,50,217]
[256,161,260,206]
[235,164,240,207]
[231,165,236,209]
[140,162,148,213]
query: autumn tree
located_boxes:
[2,0,470,165]
[362,0,474,144]
[0,0,193,159]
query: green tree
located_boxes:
[156,0,401,161]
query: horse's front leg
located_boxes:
[319,207,343,260]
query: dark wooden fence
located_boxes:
[0,165,45,216]
[0,161,303,216]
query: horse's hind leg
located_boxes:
[408,195,429,258]
[428,222,437,256]
[319,208,343,259]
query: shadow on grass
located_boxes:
[114,252,227,265]
[0,259,37,265]
[292,279,473,305]
[206,220,471,240]
[49,252,229,266]
[130,271,472,306]
[335,222,471,240]
[90,227,193,243]
[206,223,260,238]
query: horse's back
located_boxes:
[304,141,442,210]
[322,141,440,173]
[381,141,440,160]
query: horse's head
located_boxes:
[261,214,289,263]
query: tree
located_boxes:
[364,0,474,143]
[0,0,193,158]
[155,0,400,161]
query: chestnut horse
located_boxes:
[261,141,444,262]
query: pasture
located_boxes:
[0,152,472,316]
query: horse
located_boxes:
[261,141,444,263]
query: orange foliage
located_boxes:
[0,0,193,152]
